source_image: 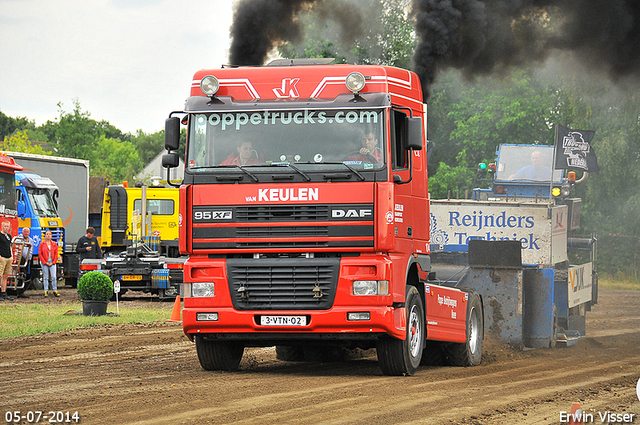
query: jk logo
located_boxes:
[273,78,300,98]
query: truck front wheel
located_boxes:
[195,336,244,371]
[376,285,424,376]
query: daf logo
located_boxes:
[332,209,372,218]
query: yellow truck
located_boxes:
[100,184,180,257]
[79,183,184,299]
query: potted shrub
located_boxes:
[77,271,114,316]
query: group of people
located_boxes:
[0,224,102,301]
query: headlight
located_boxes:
[345,72,365,93]
[353,280,389,296]
[200,75,219,96]
[191,282,215,297]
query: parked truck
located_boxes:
[2,151,90,288]
[99,183,180,257]
[0,154,28,296]
[14,170,65,287]
[80,184,184,299]
[162,60,495,376]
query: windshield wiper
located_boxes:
[216,165,259,182]
[315,162,365,181]
[269,162,311,182]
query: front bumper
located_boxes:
[183,305,407,342]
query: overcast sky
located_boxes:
[0,0,234,135]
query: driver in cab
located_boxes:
[221,140,261,166]
[345,131,382,163]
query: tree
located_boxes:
[279,0,416,68]
[427,69,558,198]
[132,130,165,164]
[1,130,51,155]
[41,100,98,159]
[90,136,143,183]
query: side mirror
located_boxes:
[165,117,181,151]
[406,117,423,151]
[162,153,179,169]
[17,200,26,218]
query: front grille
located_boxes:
[227,257,339,310]
[235,205,330,221]
[236,226,328,237]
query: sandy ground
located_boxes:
[1,287,639,425]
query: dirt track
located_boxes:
[1,288,639,425]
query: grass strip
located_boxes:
[0,301,174,338]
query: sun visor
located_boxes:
[19,176,59,190]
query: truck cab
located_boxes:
[15,171,65,285]
[163,62,484,375]
[99,184,180,257]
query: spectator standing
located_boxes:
[13,227,35,298]
[77,227,102,261]
[0,220,14,301]
[39,229,59,297]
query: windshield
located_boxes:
[27,188,58,217]
[0,172,16,216]
[133,199,175,215]
[186,108,385,171]
[495,145,563,182]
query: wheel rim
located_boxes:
[468,306,480,354]
[409,304,422,357]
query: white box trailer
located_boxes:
[2,151,89,248]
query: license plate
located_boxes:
[260,315,307,327]
[122,275,142,281]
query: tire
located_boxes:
[195,336,244,371]
[445,291,483,366]
[377,285,424,376]
[275,345,304,362]
[30,277,43,291]
[420,340,444,366]
[65,277,78,288]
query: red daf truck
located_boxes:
[163,60,484,375]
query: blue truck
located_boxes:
[3,151,90,289]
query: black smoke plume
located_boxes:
[229,0,316,66]
[413,0,640,98]
[229,0,640,99]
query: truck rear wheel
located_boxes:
[445,291,483,366]
[376,285,424,376]
[195,336,244,371]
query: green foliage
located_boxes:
[427,70,557,198]
[1,130,51,155]
[133,130,164,164]
[77,271,114,301]
[90,135,143,183]
[279,0,416,68]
